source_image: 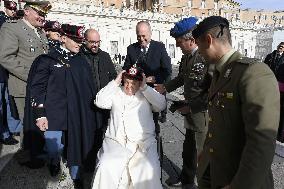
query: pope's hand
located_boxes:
[115,70,126,85]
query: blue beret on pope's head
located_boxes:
[170,17,198,38]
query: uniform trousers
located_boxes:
[0,83,22,140]
[181,111,208,186]
[13,97,25,122]
[44,131,80,180]
[278,92,284,142]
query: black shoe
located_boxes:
[48,163,60,177]
[166,178,182,187]
[158,114,167,123]
[73,179,84,189]
[159,116,167,123]
[12,132,21,136]
[0,136,19,145]
[19,158,45,169]
[182,183,198,189]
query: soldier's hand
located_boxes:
[177,106,191,115]
[146,76,156,84]
[115,70,126,85]
[221,185,231,189]
[140,73,147,90]
[36,117,48,131]
[154,84,166,94]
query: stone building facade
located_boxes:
[3,0,283,63]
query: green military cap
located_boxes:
[23,0,52,17]
[192,16,229,39]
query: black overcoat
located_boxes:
[24,48,99,167]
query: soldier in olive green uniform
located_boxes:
[155,17,211,189]
[192,16,280,189]
[0,0,51,121]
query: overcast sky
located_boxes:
[236,0,284,11]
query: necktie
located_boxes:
[140,47,147,64]
[212,69,220,87]
[142,47,146,54]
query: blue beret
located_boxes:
[192,16,229,39]
[170,17,198,38]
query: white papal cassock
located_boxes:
[92,80,166,189]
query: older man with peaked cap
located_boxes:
[193,16,279,189]
[0,0,23,146]
[0,0,51,122]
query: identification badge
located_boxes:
[54,63,63,68]
[226,92,233,99]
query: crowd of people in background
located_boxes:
[0,0,283,189]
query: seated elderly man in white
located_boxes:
[92,66,166,189]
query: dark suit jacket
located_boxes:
[264,50,284,82]
[123,40,172,84]
[79,47,117,90]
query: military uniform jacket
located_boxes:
[0,11,9,82]
[0,19,49,97]
[198,51,280,189]
[165,50,211,130]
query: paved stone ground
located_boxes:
[0,97,284,189]
[0,65,283,189]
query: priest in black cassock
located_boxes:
[23,24,99,189]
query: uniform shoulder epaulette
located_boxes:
[5,19,17,23]
[237,57,260,65]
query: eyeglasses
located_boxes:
[86,40,101,45]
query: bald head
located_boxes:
[84,29,101,53]
[136,21,152,48]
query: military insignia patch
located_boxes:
[129,67,138,75]
[54,63,63,68]
[226,92,233,99]
[224,68,232,78]
[77,27,84,38]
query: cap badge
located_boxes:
[224,68,232,78]
[129,67,137,76]
[78,27,84,38]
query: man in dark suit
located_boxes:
[80,29,117,92]
[264,42,284,142]
[123,21,171,125]
[79,28,117,171]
